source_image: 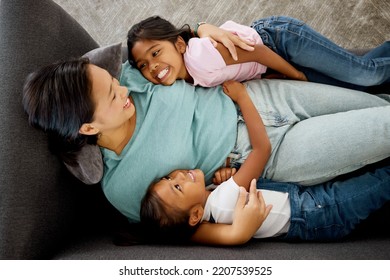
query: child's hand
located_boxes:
[296,71,308,81]
[222,80,247,102]
[213,167,237,185]
[230,179,272,244]
[196,23,255,61]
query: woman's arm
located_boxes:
[191,180,271,245]
[222,80,271,190]
[216,43,307,81]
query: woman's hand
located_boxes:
[222,80,247,103]
[213,167,237,185]
[196,23,255,61]
[230,179,272,244]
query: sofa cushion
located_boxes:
[0,0,99,259]
[83,42,123,79]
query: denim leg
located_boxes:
[363,41,390,59]
[251,16,390,87]
[268,107,390,185]
[285,165,390,241]
[239,79,390,185]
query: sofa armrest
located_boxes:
[0,0,99,259]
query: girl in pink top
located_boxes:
[127,16,307,87]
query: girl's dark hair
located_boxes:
[140,180,200,244]
[127,15,192,67]
[22,57,98,164]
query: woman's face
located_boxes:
[87,64,135,134]
[153,169,207,211]
[131,38,188,85]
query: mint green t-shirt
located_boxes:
[101,62,237,222]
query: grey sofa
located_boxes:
[1,0,390,260]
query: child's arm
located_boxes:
[222,80,271,191]
[195,23,255,61]
[216,43,307,81]
[191,179,271,245]
[193,85,273,245]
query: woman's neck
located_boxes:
[97,114,136,155]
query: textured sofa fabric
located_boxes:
[1,0,390,260]
[0,0,102,259]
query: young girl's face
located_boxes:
[153,169,207,211]
[131,38,189,86]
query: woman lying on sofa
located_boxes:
[22,26,390,245]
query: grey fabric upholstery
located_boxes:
[1,0,390,260]
[0,0,101,259]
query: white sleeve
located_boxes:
[207,177,240,224]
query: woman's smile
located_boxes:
[123,97,131,109]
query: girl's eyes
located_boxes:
[137,50,160,70]
[162,176,181,191]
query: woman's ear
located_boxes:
[175,36,187,54]
[188,204,204,226]
[79,123,100,136]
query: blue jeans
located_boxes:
[251,16,390,89]
[232,79,390,185]
[257,163,390,241]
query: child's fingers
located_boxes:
[256,189,273,218]
[235,187,249,209]
[222,83,229,94]
[213,168,236,184]
[213,171,222,185]
[223,33,255,60]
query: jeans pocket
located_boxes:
[271,16,305,26]
[252,16,305,29]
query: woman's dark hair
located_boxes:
[22,57,98,164]
[140,180,200,244]
[127,15,192,67]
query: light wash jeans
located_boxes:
[257,163,390,241]
[251,16,390,89]
[231,79,390,185]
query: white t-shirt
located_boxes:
[202,177,291,238]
